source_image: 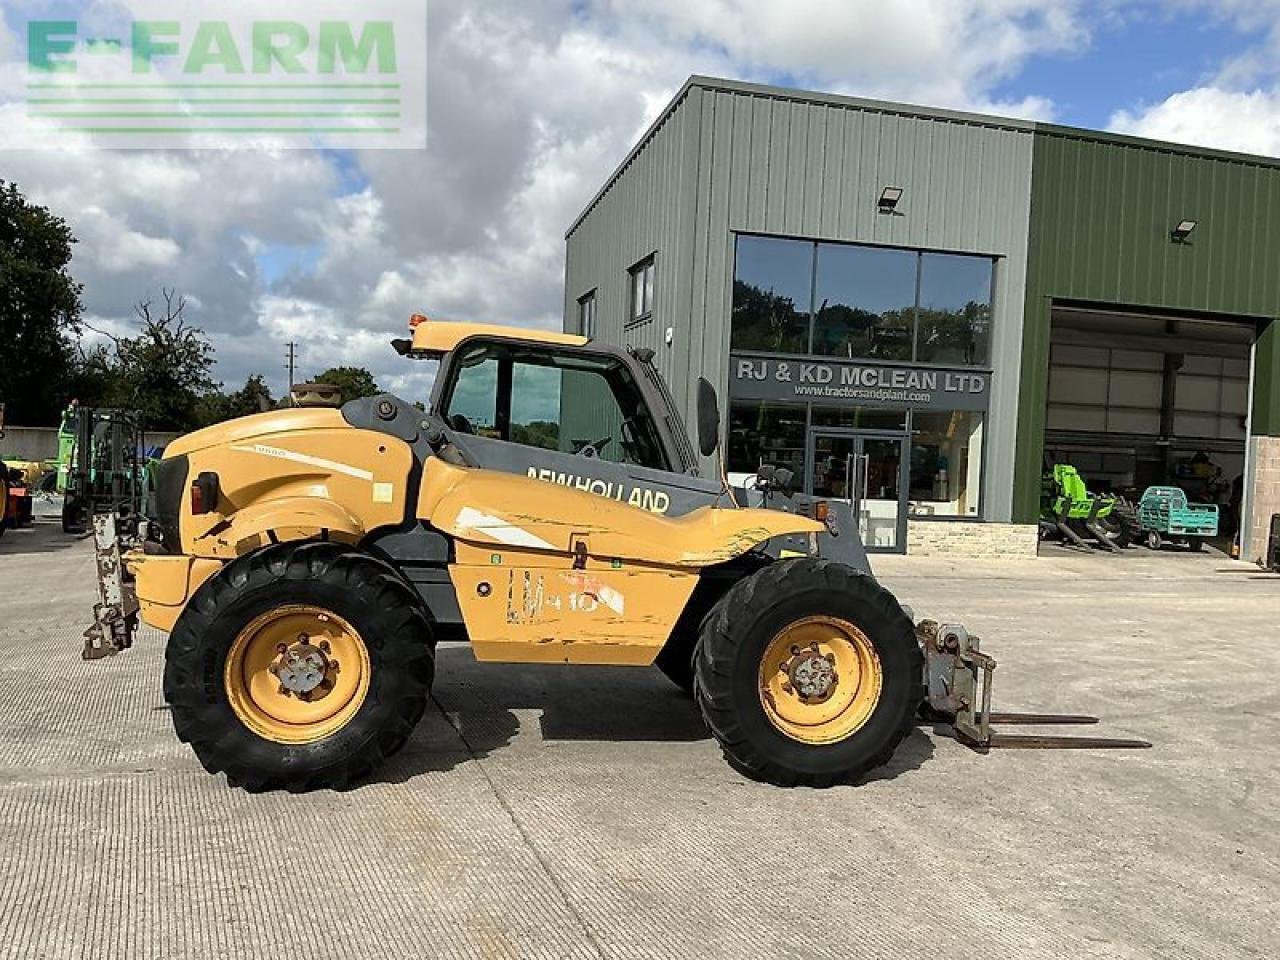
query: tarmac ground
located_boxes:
[1,516,1276,959]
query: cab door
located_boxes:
[425,338,726,664]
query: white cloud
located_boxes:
[1110,87,1280,156]
[4,0,1115,405]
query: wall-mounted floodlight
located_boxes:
[1171,219,1197,242]
[877,185,904,214]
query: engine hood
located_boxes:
[164,408,349,458]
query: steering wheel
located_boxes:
[575,435,613,459]
[448,413,475,435]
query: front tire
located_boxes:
[694,558,922,787]
[163,541,434,791]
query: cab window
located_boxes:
[442,342,669,470]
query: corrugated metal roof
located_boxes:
[567,75,1280,239]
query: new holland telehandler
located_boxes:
[83,317,1145,791]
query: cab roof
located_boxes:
[408,318,588,356]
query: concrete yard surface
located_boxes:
[1,520,1277,959]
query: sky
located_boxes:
[5,0,1280,405]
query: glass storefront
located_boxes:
[729,399,987,549]
[727,234,995,551]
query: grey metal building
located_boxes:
[564,76,1280,559]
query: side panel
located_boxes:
[418,458,823,568]
[450,542,698,665]
[418,457,818,664]
[182,426,414,558]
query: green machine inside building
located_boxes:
[563,76,1280,562]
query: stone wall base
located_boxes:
[1245,435,1280,566]
[906,520,1039,558]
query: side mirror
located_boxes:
[696,377,720,458]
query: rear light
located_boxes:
[814,500,830,522]
[191,471,220,515]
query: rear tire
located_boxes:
[693,558,922,787]
[163,541,434,792]
[1146,531,1163,551]
[1188,537,1204,552]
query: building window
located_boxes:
[908,410,984,518]
[812,243,916,361]
[628,256,655,325]
[578,289,597,337]
[730,233,997,367]
[727,400,807,478]
[731,236,813,353]
[915,253,993,365]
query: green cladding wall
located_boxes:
[1013,126,1280,522]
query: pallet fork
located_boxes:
[917,620,1150,751]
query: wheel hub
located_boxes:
[784,644,839,703]
[757,616,884,745]
[269,637,338,698]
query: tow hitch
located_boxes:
[917,620,1151,751]
[82,513,139,661]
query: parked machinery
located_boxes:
[1039,463,1140,552]
[59,407,147,534]
[1137,486,1219,552]
[82,315,1149,792]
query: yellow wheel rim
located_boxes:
[223,604,371,745]
[757,615,883,745]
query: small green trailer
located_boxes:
[1137,486,1218,552]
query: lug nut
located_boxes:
[318,640,331,654]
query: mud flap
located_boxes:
[82,513,139,660]
[917,620,1150,751]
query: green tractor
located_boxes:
[1039,464,1140,552]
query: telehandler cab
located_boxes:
[83,316,1147,791]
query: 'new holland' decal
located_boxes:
[525,467,671,514]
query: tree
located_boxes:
[0,181,83,424]
[222,374,275,418]
[310,366,380,404]
[86,289,219,431]
[194,374,274,425]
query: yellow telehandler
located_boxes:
[82,316,1146,791]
